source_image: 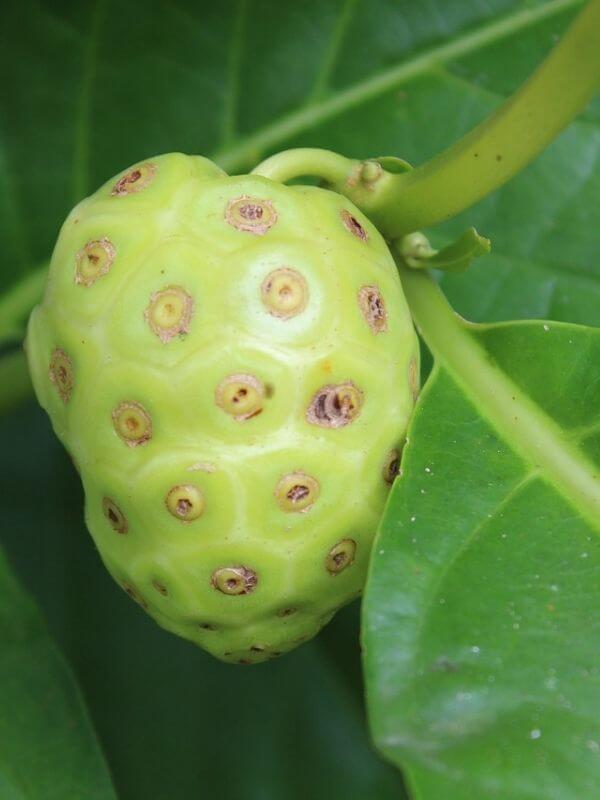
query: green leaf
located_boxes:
[0,403,407,800]
[0,543,116,799]
[363,271,600,800]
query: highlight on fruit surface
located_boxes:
[25,152,419,664]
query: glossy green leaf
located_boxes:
[0,542,116,799]
[364,272,600,799]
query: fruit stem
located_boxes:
[362,0,600,236]
[251,147,358,185]
[252,0,600,237]
[0,349,32,415]
[0,264,47,344]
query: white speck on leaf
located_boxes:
[530,729,542,740]
[586,740,600,753]
[543,324,550,332]
[471,646,480,654]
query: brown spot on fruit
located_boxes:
[198,622,217,631]
[341,209,368,241]
[165,484,205,522]
[121,581,148,609]
[211,566,257,596]
[358,286,387,333]
[102,497,128,534]
[152,579,168,596]
[111,162,156,196]
[145,285,193,342]
[49,348,74,403]
[382,448,401,484]
[75,238,116,286]
[261,267,308,318]
[216,373,265,420]
[250,645,265,653]
[277,607,297,617]
[275,472,320,513]
[112,401,152,447]
[325,538,357,575]
[306,382,363,428]
[225,196,277,235]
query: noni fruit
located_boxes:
[26,153,419,664]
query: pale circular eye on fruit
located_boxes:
[225,196,277,234]
[325,539,357,575]
[111,162,156,196]
[261,267,308,318]
[216,373,265,420]
[211,566,257,596]
[306,382,363,428]
[75,238,117,286]
[112,401,152,446]
[145,285,194,342]
[275,472,320,512]
[165,484,205,521]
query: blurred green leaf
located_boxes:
[0,542,116,799]
[364,305,600,799]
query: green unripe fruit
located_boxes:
[26,152,419,664]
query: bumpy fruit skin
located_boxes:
[26,153,419,664]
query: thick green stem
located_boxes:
[0,265,47,343]
[252,0,600,237]
[252,148,358,185]
[367,0,600,235]
[0,350,33,416]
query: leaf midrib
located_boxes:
[400,268,600,529]
[211,0,582,173]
